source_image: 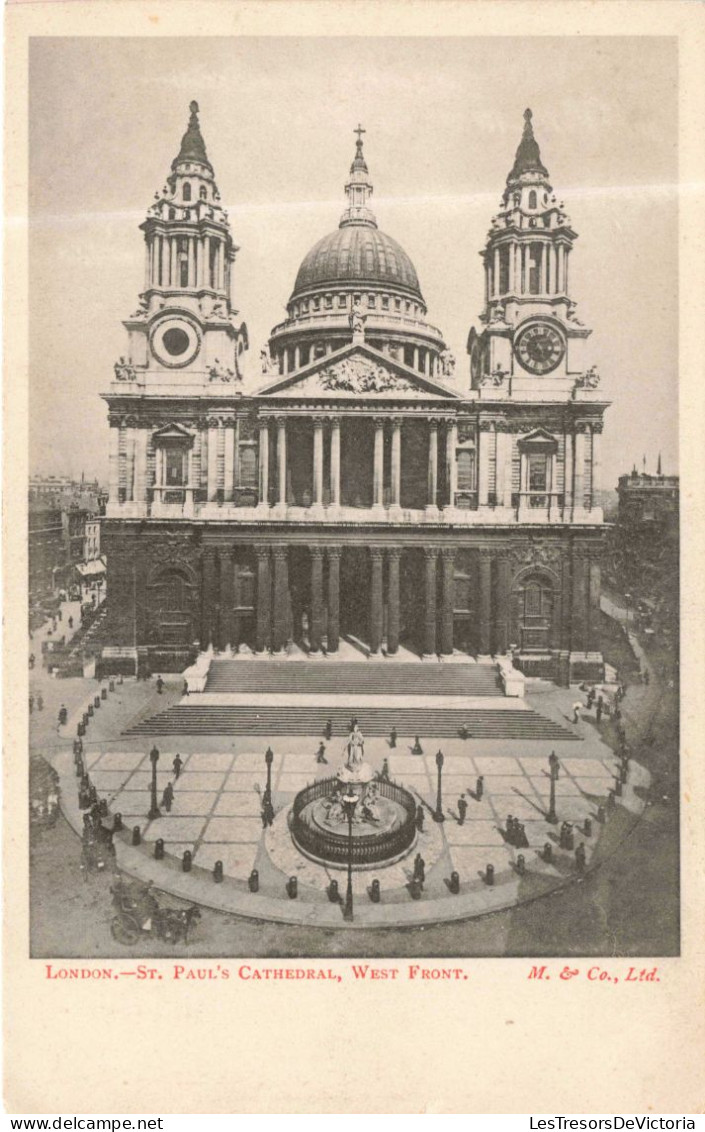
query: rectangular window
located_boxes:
[528,453,547,493]
[165,448,186,486]
[382,296,389,310]
[338,295,346,308]
[499,245,510,293]
[368,294,376,308]
[457,448,476,492]
[325,295,333,309]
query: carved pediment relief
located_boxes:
[261,348,456,401]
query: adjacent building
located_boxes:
[101,103,609,683]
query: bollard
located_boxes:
[543,842,553,863]
[516,854,526,876]
[369,879,381,903]
[109,679,115,693]
[412,736,423,755]
[575,844,586,873]
[409,877,422,900]
[87,704,94,718]
[98,799,109,818]
[131,825,141,846]
[113,812,123,832]
[213,860,224,884]
[475,776,484,801]
[614,777,623,797]
[75,759,84,778]
[327,879,339,903]
[248,868,259,893]
[484,863,495,886]
[584,818,593,838]
[154,838,165,860]
[101,688,108,701]
[77,723,86,738]
[597,805,606,824]
[93,696,101,709]
[82,712,89,727]
[182,850,192,873]
[286,875,298,899]
[449,870,460,894]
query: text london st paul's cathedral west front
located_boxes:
[102,103,608,685]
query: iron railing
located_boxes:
[291,776,417,866]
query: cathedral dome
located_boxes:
[292,224,423,301]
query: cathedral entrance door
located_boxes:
[340,547,370,648]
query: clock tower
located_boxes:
[468,109,592,393]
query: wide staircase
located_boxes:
[204,659,502,697]
[124,705,578,741]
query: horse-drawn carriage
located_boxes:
[109,876,201,946]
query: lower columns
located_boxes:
[423,547,439,657]
[493,554,510,655]
[369,548,384,654]
[326,547,341,652]
[309,547,324,652]
[219,549,234,651]
[255,548,272,653]
[200,550,217,651]
[440,548,455,655]
[272,546,289,653]
[387,548,401,655]
[478,550,492,655]
[570,551,590,652]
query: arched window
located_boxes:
[168,208,176,220]
[182,183,192,202]
[199,185,207,200]
[528,190,537,209]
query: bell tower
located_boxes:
[468,109,593,395]
[117,101,248,387]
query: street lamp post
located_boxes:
[433,750,445,823]
[547,755,558,825]
[342,791,358,921]
[264,747,274,803]
[624,592,632,630]
[148,745,161,820]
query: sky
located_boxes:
[29,35,678,489]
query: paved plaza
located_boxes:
[54,676,651,929]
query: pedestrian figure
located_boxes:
[587,686,596,708]
[324,718,333,740]
[475,775,484,801]
[162,782,174,813]
[389,727,397,749]
[156,675,164,694]
[316,741,328,764]
[183,679,189,696]
[68,616,74,629]
[29,695,34,714]
[379,758,390,782]
[505,815,515,844]
[413,853,425,885]
[415,804,425,832]
[37,693,44,712]
[517,821,529,848]
[559,821,569,849]
[29,653,35,670]
[58,704,67,726]
[549,751,560,779]
[459,725,469,740]
[644,668,650,686]
[457,795,468,825]
[596,696,603,723]
[172,754,183,780]
[412,735,423,755]
[572,701,582,725]
[575,843,587,872]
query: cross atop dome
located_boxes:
[351,123,369,175]
[341,123,376,227]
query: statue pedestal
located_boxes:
[336,761,374,800]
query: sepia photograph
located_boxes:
[27,33,680,962]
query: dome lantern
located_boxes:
[340,124,377,229]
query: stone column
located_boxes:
[427,420,439,512]
[413,346,419,371]
[478,550,492,655]
[161,238,170,289]
[508,242,516,293]
[188,237,196,288]
[563,430,573,516]
[391,419,402,508]
[330,419,341,507]
[195,238,203,289]
[541,243,548,294]
[204,235,211,287]
[571,548,590,653]
[309,547,324,652]
[276,418,287,507]
[495,429,511,508]
[223,425,235,503]
[108,426,120,503]
[207,422,219,501]
[255,547,271,653]
[312,418,324,507]
[440,548,455,655]
[573,427,586,517]
[590,427,602,507]
[200,549,216,651]
[523,245,530,293]
[446,421,458,506]
[494,554,511,655]
[478,425,491,507]
[373,419,385,509]
[326,547,341,652]
[423,547,439,657]
[272,546,289,652]
[588,555,601,652]
[134,429,149,504]
[258,420,269,506]
[369,548,384,654]
[219,549,234,650]
[493,246,500,297]
[125,430,136,502]
[558,245,565,292]
[386,548,401,654]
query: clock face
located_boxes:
[514,322,565,375]
[150,316,201,368]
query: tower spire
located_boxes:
[173,100,212,172]
[340,124,376,228]
[507,107,549,183]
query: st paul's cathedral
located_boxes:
[101,103,608,685]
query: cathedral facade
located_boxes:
[101,103,608,685]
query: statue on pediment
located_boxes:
[440,349,456,378]
[349,300,367,338]
[114,357,137,382]
[260,346,275,375]
[574,365,600,391]
[208,357,241,384]
[481,364,508,388]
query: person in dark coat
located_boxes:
[156,675,164,694]
[389,727,397,749]
[172,754,183,779]
[324,719,333,740]
[379,758,390,782]
[457,795,468,825]
[162,782,174,813]
[316,742,328,764]
[475,775,484,801]
[596,696,603,723]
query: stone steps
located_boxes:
[124,704,579,741]
[204,660,501,697]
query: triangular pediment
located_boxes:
[152,422,193,441]
[518,427,558,447]
[255,343,459,401]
